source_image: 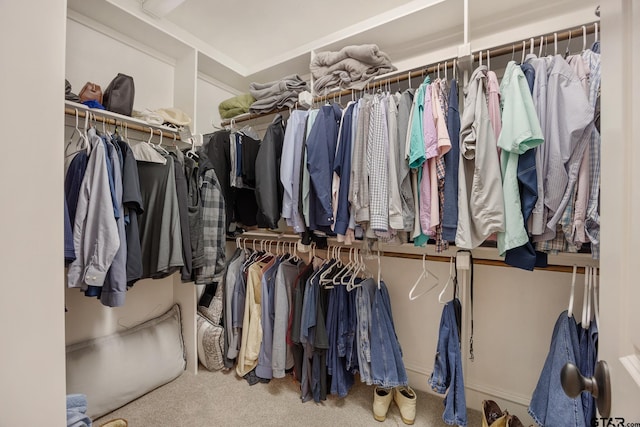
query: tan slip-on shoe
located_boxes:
[394,386,417,425]
[482,400,508,427]
[99,419,128,427]
[373,386,394,422]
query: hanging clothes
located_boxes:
[195,167,226,285]
[67,128,120,291]
[137,153,184,279]
[306,104,342,233]
[442,79,460,242]
[281,110,309,233]
[496,61,544,263]
[113,135,144,286]
[529,311,586,427]
[456,66,505,249]
[397,89,416,233]
[428,298,466,426]
[255,114,285,229]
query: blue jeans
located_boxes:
[529,311,586,427]
[356,278,377,384]
[327,285,355,397]
[578,322,598,427]
[429,299,467,426]
[370,280,408,388]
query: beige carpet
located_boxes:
[95,366,481,426]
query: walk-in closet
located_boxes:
[2,0,640,426]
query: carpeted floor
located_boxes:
[95,366,481,426]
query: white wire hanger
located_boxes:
[568,265,578,318]
[409,254,440,301]
[582,266,591,329]
[438,256,456,304]
[592,267,600,329]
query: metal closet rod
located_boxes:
[64,107,182,140]
[230,233,593,274]
[220,21,599,127]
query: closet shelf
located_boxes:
[220,21,598,128]
[231,231,598,274]
[64,101,182,141]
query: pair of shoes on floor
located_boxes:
[373,385,416,425]
[482,400,528,427]
[99,419,128,427]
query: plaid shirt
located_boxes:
[368,94,390,232]
[434,79,449,252]
[582,49,601,259]
[196,169,226,285]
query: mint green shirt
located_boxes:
[497,61,544,255]
[407,76,431,169]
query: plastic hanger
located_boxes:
[582,266,590,329]
[592,267,600,329]
[568,265,577,318]
[376,250,381,290]
[511,44,515,61]
[538,36,544,58]
[409,254,440,301]
[438,256,456,304]
[521,40,526,64]
[530,38,534,55]
[554,32,558,55]
[586,266,592,329]
[408,71,412,89]
[334,247,354,285]
[594,22,599,43]
[65,108,88,156]
[582,25,587,51]
[479,50,483,67]
[565,30,573,58]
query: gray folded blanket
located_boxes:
[248,74,308,114]
[310,44,397,95]
[249,74,308,100]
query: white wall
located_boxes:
[0,1,67,425]
[365,254,587,425]
[66,18,175,111]
[196,76,237,135]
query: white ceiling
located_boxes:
[68,0,597,92]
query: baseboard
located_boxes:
[403,362,532,409]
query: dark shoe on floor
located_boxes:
[482,400,508,427]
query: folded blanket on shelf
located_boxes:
[249,74,308,100]
[310,44,397,95]
[218,93,256,119]
[248,74,308,114]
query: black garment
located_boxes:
[171,151,193,282]
[202,131,234,231]
[291,264,314,383]
[240,133,260,188]
[201,131,259,230]
[184,155,205,271]
[314,284,331,402]
[137,156,184,279]
[114,136,144,286]
[255,114,285,229]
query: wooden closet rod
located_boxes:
[220,21,598,127]
[231,233,595,274]
[64,106,182,140]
